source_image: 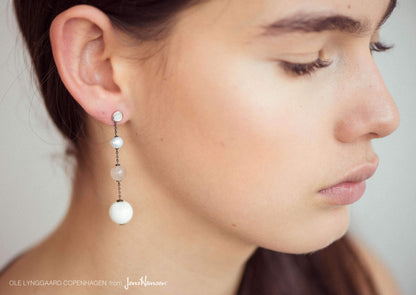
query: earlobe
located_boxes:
[49,5,128,125]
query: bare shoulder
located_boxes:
[0,248,45,295]
[349,235,403,295]
[0,253,27,295]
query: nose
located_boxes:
[334,51,400,143]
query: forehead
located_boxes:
[178,0,390,40]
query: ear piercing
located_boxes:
[108,111,133,225]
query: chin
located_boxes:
[259,206,351,255]
[298,206,351,254]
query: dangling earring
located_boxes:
[108,111,133,225]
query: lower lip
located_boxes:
[318,181,366,206]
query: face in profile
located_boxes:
[120,0,400,254]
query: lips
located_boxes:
[319,157,379,192]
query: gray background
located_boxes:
[0,0,415,294]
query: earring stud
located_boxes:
[108,111,133,225]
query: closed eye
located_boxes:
[279,57,332,77]
[279,41,393,77]
[370,41,394,54]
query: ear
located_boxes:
[50,4,131,125]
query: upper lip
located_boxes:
[320,156,379,190]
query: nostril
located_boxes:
[368,132,379,140]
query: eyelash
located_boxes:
[369,41,394,53]
[280,41,393,77]
[280,58,332,77]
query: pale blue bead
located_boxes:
[111,136,123,149]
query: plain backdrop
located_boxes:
[1,0,415,294]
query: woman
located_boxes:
[0,0,402,294]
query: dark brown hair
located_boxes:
[13,1,379,294]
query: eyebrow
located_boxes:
[259,0,397,37]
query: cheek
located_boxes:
[136,41,348,253]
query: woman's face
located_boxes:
[125,0,399,253]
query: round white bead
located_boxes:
[110,136,123,149]
[109,200,133,224]
[111,166,126,181]
[112,111,123,122]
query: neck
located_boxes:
[37,140,257,295]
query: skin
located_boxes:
[0,0,400,294]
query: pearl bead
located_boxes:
[112,111,123,122]
[111,166,126,181]
[110,136,123,149]
[109,200,133,224]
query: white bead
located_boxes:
[112,111,123,122]
[111,166,126,181]
[109,200,133,224]
[110,136,123,149]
